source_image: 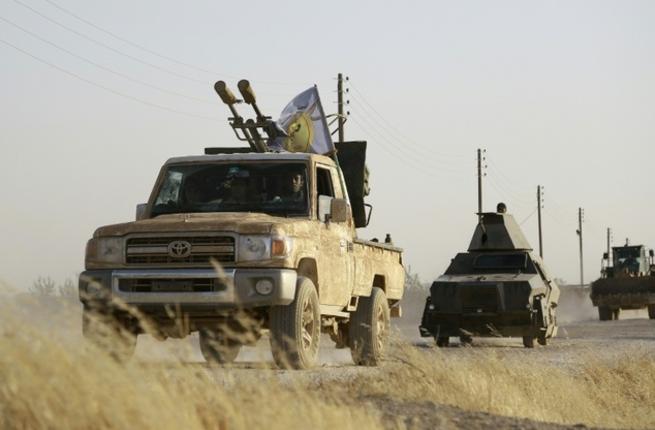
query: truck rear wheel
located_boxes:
[598,306,612,321]
[269,277,320,370]
[199,329,241,364]
[349,287,390,366]
[649,305,655,319]
[612,308,621,320]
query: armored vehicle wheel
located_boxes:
[612,308,621,320]
[349,287,390,366]
[537,333,548,346]
[82,309,137,361]
[459,335,473,346]
[199,329,241,364]
[648,305,655,319]
[435,337,449,347]
[522,336,535,348]
[598,306,612,321]
[269,277,320,369]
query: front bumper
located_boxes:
[419,297,536,338]
[79,268,297,308]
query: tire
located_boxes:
[648,305,655,319]
[459,335,473,346]
[435,337,450,347]
[598,306,612,321]
[82,309,137,361]
[199,329,241,364]
[269,277,320,369]
[349,287,390,366]
[522,336,535,348]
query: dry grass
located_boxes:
[1,295,654,430]
[352,341,655,429]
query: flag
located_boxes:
[270,86,335,155]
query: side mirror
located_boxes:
[330,198,349,223]
[136,203,148,221]
[650,250,654,258]
[603,252,609,260]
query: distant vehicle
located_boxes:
[419,207,560,348]
[590,243,655,320]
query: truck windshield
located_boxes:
[473,253,527,270]
[151,162,308,217]
[613,247,642,272]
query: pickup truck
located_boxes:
[79,150,404,369]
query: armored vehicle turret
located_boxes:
[419,206,560,348]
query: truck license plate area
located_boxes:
[118,278,226,293]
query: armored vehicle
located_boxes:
[419,208,560,348]
[590,243,655,320]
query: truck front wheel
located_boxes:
[349,287,390,366]
[199,329,241,364]
[269,277,320,369]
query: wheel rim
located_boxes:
[301,296,316,350]
[375,305,387,351]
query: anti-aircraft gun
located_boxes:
[210,79,372,228]
[590,241,655,320]
[419,205,560,348]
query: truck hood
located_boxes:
[93,212,305,237]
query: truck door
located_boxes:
[316,165,354,307]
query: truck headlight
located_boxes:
[86,237,123,264]
[238,235,271,261]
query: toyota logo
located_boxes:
[168,240,192,258]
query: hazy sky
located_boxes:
[1,0,654,289]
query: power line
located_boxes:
[0,38,218,121]
[349,116,474,181]
[348,97,470,172]
[347,81,469,160]
[349,101,469,176]
[42,0,300,86]
[519,207,538,226]
[0,15,217,105]
[13,0,212,85]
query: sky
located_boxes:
[1,0,654,289]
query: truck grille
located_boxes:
[118,278,227,293]
[126,236,235,264]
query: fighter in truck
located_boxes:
[79,80,405,369]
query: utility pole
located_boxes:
[477,149,483,222]
[576,207,585,286]
[606,228,612,266]
[537,185,543,258]
[337,73,344,144]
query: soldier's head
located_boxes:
[497,202,507,213]
[291,173,304,194]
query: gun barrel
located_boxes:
[237,79,257,105]
[214,81,237,105]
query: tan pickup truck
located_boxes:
[79,150,404,369]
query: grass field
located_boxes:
[1,290,655,430]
